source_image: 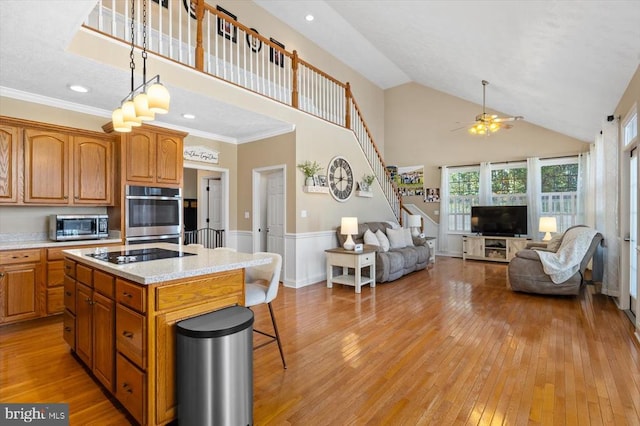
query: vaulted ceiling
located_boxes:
[1,1,639,143]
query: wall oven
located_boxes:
[125,185,182,244]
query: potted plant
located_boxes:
[298,160,322,186]
[360,174,375,192]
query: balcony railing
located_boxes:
[86,0,401,220]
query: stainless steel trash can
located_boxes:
[177,306,254,426]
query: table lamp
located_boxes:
[341,217,358,250]
[408,215,422,237]
[539,216,557,241]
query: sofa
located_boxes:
[336,221,431,283]
[508,225,604,295]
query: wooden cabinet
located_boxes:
[0,124,20,203]
[73,135,113,204]
[0,116,116,206]
[67,262,116,393]
[23,128,70,204]
[0,249,42,324]
[64,257,244,425]
[462,235,530,263]
[123,127,184,186]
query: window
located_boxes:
[491,164,527,206]
[623,105,637,147]
[448,167,479,232]
[540,160,579,232]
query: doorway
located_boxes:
[252,165,286,279]
[183,162,229,247]
[629,147,637,318]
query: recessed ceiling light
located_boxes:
[305,14,314,22]
[182,113,196,119]
[68,84,89,93]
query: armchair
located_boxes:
[508,225,604,295]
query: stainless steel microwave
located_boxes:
[49,214,109,241]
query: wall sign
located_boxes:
[184,145,219,164]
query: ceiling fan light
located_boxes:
[147,83,170,114]
[134,93,155,121]
[112,108,132,133]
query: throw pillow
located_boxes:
[403,228,414,246]
[363,229,379,247]
[386,227,407,249]
[375,229,390,252]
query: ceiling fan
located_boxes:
[464,80,523,135]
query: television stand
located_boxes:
[462,235,530,263]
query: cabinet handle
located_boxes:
[122,292,132,298]
[65,265,72,270]
[65,291,72,296]
[85,297,93,305]
[64,196,68,199]
[64,326,71,332]
[122,383,133,393]
[0,273,4,278]
[122,331,134,339]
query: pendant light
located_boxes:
[112,0,170,132]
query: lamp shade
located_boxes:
[407,215,422,228]
[121,100,142,127]
[341,217,358,235]
[147,82,170,114]
[539,216,557,241]
[133,92,155,121]
[111,108,132,133]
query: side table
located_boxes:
[325,247,376,293]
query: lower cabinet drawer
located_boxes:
[116,353,145,425]
[116,304,146,368]
[63,310,75,350]
[64,275,76,314]
[47,287,64,314]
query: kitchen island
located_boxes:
[62,243,270,426]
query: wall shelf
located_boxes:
[303,186,329,194]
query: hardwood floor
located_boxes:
[2,257,639,425]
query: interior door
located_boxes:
[629,148,637,316]
[266,172,285,260]
[207,178,223,230]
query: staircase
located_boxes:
[86,0,401,220]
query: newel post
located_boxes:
[195,0,205,71]
[291,50,299,109]
[345,82,352,129]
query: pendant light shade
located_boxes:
[147,82,170,114]
[133,92,155,121]
[122,100,142,127]
[112,108,132,133]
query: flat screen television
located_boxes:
[471,205,528,237]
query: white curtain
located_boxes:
[478,162,492,205]
[526,157,541,238]
[438,166,450,254]
[576,152,591,226]
[596,120,621,296]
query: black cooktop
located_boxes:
[86,247,196,264]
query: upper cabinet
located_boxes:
[24,129,70,204]
[74,136,113,205]
[0,117,116,206]
[0,124,20,203]
[122,126,185,187]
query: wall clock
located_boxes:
[328,156,354,202]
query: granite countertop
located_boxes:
[62,243,271,285]
[0,236,123,251]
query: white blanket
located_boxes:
[536,227,598,284]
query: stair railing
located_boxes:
[85,0,402,220]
